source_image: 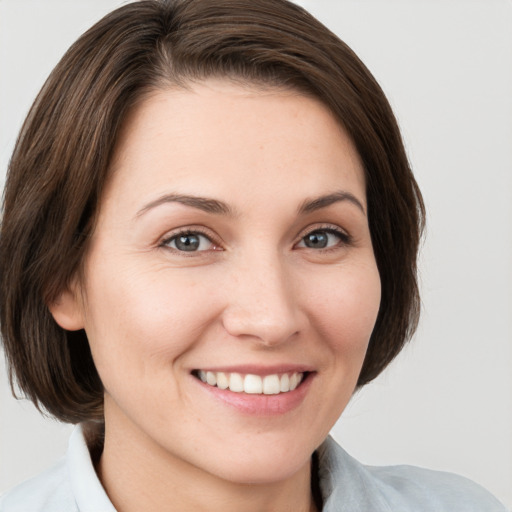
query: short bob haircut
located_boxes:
[0,0,424,424]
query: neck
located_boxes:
[96,419,319,512]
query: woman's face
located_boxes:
[55,80,381,484]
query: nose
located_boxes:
[221,253,305,347]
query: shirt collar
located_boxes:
[317,436,392,512]
[66,425,116,512]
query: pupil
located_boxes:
[176,234,200,251]
[305,231,328,248]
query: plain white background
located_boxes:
[1,0,511,508]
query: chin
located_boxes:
[216,457,311,486]
[197,434,318,485]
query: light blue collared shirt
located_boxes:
[0,426,508,511]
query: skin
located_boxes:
[51,80,381,512]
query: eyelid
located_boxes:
[159,226,223,253]
[294,223,352,248]
[157,223,351,254]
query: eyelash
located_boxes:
[296,225,352,252]
[159,227,220,257]
[159,224,352,255]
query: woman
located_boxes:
[0,0,507,510]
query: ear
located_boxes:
[48,287,85,331]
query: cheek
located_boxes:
[81,263,222,380]
[307,260,381,356]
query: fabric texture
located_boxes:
[0,426,507,511]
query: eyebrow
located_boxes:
[298,190,366,216]
[136,189,365,219]
[136,193,235,218]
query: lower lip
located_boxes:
[195,373,315,416]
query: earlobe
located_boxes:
[48,288,85,331]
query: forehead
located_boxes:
[104,80,366,213]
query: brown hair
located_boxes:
[0,0,424,423]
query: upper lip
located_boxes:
[191,364,315,376]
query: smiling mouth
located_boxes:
[192,370,307,395]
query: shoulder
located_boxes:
[367,463,507,511]
[1,425,115,512]
[317,436,508,512]
[0,459,78,512]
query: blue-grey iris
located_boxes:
[304,231,328,248]
[176,234,200,251]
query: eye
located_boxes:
[162,231,217,252]
[296,228,349,250]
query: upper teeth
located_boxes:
[197,371,304,395]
